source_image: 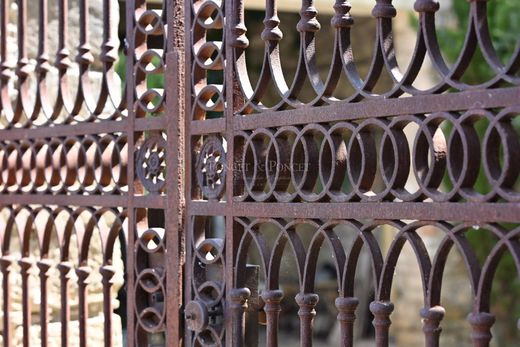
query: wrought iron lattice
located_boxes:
[0,0,132,345]
[186,0,520,346]
[0,0,183,345]
[0,0,519,346]
[128,0,184,346]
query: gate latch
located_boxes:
[184,299,222,333]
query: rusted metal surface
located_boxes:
[0,0,179,345]
[186,0,520,346]
[128,0,185,346]
[0,0,183,343]
[0,0,131,344]
[1,0,520,346]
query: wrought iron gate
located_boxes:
[1,0,520,346]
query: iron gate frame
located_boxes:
[180,0,520,346]
[0,0,519,346]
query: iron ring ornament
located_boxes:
[196,136,227,200]
[186,217,227,346]
[137,135,167,193]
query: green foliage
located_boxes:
[115,52,126,85]
[436,0,520,84]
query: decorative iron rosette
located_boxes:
[196,136,227,200]
[136,134,167,193]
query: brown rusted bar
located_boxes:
[0,0,519,346]
[468,312,496,347]
[335,297,359,347]
[19,257,33,347]
[296,293,319,347]
[100,265,116,347]
[58,261,73,347]
[261,290,284,347]
[76,266,91,347]
[370,301,394,347]
[37,259,53,347]
[0,255,13,347]
[229,288,251,347]
[421,306,445,347]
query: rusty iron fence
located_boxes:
[0,0,519,346]
[0,0,130,346]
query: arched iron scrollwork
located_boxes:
[0,134,128,194]
[3,0,519,345]
[0,206,127,347]
[185,0,520,345]
[229,219,520,347]
[0,0,133,345]
[229,0,520,112]
[0,0,124,128]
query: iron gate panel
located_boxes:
[0,0,185,346]
[0,0,519,346]
[0,0,131,346]
[185,0,520,346]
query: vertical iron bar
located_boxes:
[370,301,394,347]
[261,290,284,347]
[16,0,28,79]
[58,261,72,347]
[296,293,319,347]
[225,0,239,344]
[229,288,251,347]
[19,257,32,347]
[37,0,51,117]
[165,0,185,337]
[100,265,116,347]
[37,259,53,347]
[125,0,137,345]
[335,297,359,347]
[183,0,194,342]
[421,306,445,347]
[76,266,91,347]
[56,0,71,119]
[468,312,496,347]
[0,255,13,347]
[244,265,259,347]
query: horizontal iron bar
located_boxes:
[190,201,520,222]
[190,118,226,135]
[189,201,227,216]
[0,194,166,209]
[134,195,167,209]
[135,117,167,132]
[0,120,128,141]
[233,87,520,131]
[0,116,165,141]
